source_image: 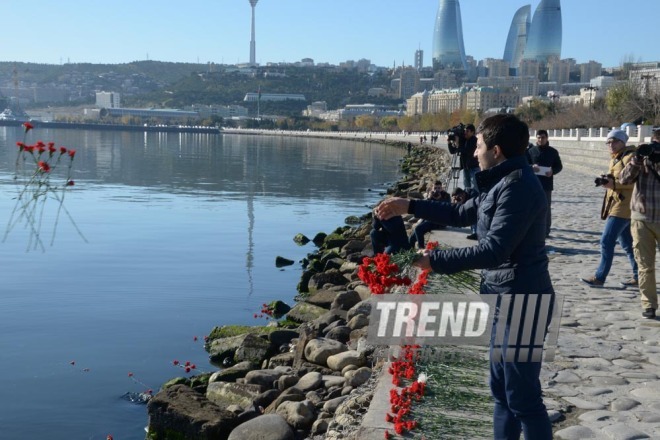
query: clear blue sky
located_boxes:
[2,0,657,68]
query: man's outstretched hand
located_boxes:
[374,197,410,220]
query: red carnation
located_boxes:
[22,121,34,132]
[38,161,50,172]
[68,149,76,158]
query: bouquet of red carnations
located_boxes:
[3,122,85,251]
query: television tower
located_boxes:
[249,0,259,66]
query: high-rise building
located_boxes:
[432,0,467,69]
[579,61,603,82]
[248,0,259,66]
[415,49,424,70]
[503,5,531,70]
[524,0,562,63]
[485,58,511,78]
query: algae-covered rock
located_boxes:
[312,232,327,247]
[344,215,361,225]
[293,233,311,245]
[147,384,238,440]
[286,303,328,323]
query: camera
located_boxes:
[636,143,660,164]
[447,123,466,154]
[594,174,614,187]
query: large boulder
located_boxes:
[209,361,256,383]
[295,372,323,392]
[208,333,273,366]
[307,269,348,293]
[244,369,285,388]
[275,400,316,430]
[206,381,264,409]
[286,302,328,323]
[304,338,348,366]
[305,289,339,309]
[227,414,295,440]
[147,384,238,440]
[326,350,365,371]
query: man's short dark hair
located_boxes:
[652,128,660,142]
[465,124,476,132]
[477,114,530,158]
[537,129,548,137]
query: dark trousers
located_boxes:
[408,220,444,249]
[370,216,411,254]
[544,190,552,237]
[489,294,553,440]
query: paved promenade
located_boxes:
[537,166,660,440]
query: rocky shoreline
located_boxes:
[145,144,451,440]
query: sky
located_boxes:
[1,0,657,69]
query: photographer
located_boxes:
[581,129,638,288]
[618,129,660,319]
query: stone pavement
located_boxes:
[538,166,660,440]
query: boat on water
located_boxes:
[0,108,19,121]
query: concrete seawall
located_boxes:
[222,127,655,177]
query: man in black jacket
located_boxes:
[374,114,553,440]
[527,129,563,237]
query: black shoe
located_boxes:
[466,233,477,240]
[642,308,656,319]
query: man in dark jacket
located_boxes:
[461,124,480,239]
[527,129,563,237]
[375,114,553,440]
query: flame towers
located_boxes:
[503,5,531,69]
[249,0,259,66]
[524,0,562,63]
[432,0,467,69]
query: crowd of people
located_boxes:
[369,115,659,439]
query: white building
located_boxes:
[96,91,121,108]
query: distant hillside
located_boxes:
[0,61,401,117]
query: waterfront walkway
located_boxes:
[440,165,660,439]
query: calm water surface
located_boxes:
[0,128,403,440]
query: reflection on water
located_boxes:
[0,127,403,440]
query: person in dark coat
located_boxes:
[375,114,553,440]
[527,129,563,237]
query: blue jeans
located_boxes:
[489,294,553,440]
[491,359,552,439]
[595,216,638,282]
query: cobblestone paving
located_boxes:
[543,166,660,440]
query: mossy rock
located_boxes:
[286,302,329,323]
[344,215,361,225]
[162,377,190,390]
[293,233,311,245]
[268,300,291,319]
[312,232,327,247]
[206,325,278,346]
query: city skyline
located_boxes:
[0,0,657,69]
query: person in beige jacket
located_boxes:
[581,129,639,288]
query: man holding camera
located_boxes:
[581,129,638,288]
[375,114,553,440]
[527,129,563,237]
[619,129,660,319]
